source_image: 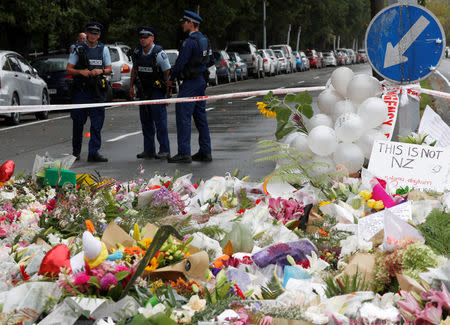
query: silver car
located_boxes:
[106,43,133,99]
[274,50,288,73]
[265,48,280,74]
[226,41,263,78]
[0,51,49,125]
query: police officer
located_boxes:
[130,26,171,160]
[167,10,214,164]
[66,22,111,162]
[69,32,86,53]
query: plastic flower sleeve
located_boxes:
[382,209,424,252]
[252,240,317,268]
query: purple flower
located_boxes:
[252,240,317,268]
[99,273,117,291]
[151,187,185,213]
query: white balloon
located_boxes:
[332,100,356,122]
[347,74,382,105]
[356,129,386,158]
[331,67,354,97]
[308,155,336,178]
[317,89,344,115]
[333,143,365,174]
[307,113,333,131]
[334,112,365,143]
[82,231,102,260]
[289,132,313,154]
[282,132,299,145]
[358,97,388,129]
[307,125,338,156]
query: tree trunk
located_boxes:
[43,32,49,55]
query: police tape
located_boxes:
[0,84,448,114]
[0,86,327,114]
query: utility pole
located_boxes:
[296,26,301,52]
[337,35,340,49]
[287,24,291,45]
[263,0,267,49]
[333,35,336,51]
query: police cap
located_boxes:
[85,22,103,34]
[137,26,155,38]
[180,10,203,24]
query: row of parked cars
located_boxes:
[0,42,367,125]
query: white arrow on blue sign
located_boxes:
[365,4,446,84]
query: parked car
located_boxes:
[164,49,181,92]
[258,49,275,76]
[358,49,367,63]
[338,48,356,64]
[226,41,263,78]
[318,52,326,68]
[265,48,280,74]
[213,50,237,83]
[269,44,296,73]
[299,51,310,70]
[347,49,357,64]
[227,52,248,80]
[304,49,322,69]
[338,50,350,65]
[107,43,133,99]
[274,50,288,73]
[322,51,337,67]
[167,49,217,86]
[31,54,72,104]
[293,51,303,71]
[0,51,49,125]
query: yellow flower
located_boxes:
[359,190,372,201]
[318,201,331,207]
[140,237,152,249]
[256,102,276,119]
[373,200,384,210]
[133,223,140,241]
[366,199,375,209]
[145,257,159,272]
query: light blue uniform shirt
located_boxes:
[142,44,171,72]
[68,43,111,66]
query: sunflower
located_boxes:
[145,257,159,272]
[256,102,276,118]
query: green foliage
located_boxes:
[324,269,370,298]
[398,133,436,146]
[263,91,313,140]
[190,296,238,325]
[120,225,182,299]
[255,140,342,193]
[417,209,450,257]
[402,242,439,279]
[261,268,285,300]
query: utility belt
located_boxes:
[72,76,108,93]
[137,79,167,99]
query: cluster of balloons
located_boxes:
[283,67,387,175]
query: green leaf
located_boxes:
[107,282,123,301]
[275,106,291,122]
[88,276,101,289]
[275,120,296,140]
[295,91,312,104]
[284,93,297,102]
[114,270,130,282]
[263,91,274,101]
[300,104,314,119]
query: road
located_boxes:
[0,64,372,182]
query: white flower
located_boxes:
[183,295,206,312]
[302,251,329,275]
[0,189,16,201]
[340,235,372,257]
[20,209,38,225]
[47,233,62,246]
[171,309,192,324]
[138,302,165,318]
[95,317,116,325]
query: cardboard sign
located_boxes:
[418,105,450,148]
[368,140,450,192]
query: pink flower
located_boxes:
[414,302,442,325]
[73,273,91,286]
[100,273,117,291]
[398,291,421,318]
[421,284,450,310]
[114,265,130,274]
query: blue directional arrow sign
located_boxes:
[365,4,445,84]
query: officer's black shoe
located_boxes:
[156,152,170,159]
[137,151,156,159]
[87,154,108,163]
[192,151,213,162]
[73,153,80,161]
[168,154,192,164]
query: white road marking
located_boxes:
[206,107,215,111]
[0,114,70,132]
[107,131,142,142]
[297,80,305,84]
[242,96,256,101]
[276,86,286,89]
[313,76,319,79]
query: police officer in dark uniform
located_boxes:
[66,22,111,162]
[167,10,214,164]
[129,26,171,160]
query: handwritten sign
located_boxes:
[418,106,450,148]
[380,88,400,140]
[368,140,450,192]
[358,201,412,242]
